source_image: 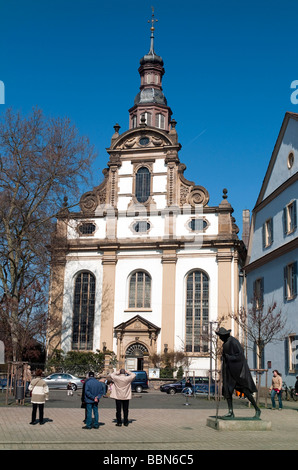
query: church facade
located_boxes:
[48,23,246,375]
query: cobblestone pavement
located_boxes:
[0,403,297,451]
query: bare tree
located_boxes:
[0,107,96,361]
[230,300,288,369]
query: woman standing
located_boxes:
[270,370,283,410]
[29,369,49,425]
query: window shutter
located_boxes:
[293,200,297,230]
[283,207,288,236]
[270,218,274,244]
[293,261,297,297]
[260,277,264,307]
[284,266,288,301]
[262,224,265,248]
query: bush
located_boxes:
[160,367,175,378]
[46,349,105,376]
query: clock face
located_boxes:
[139,137,149,146]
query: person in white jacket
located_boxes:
[29,369,49,425]
[109,369,136,427]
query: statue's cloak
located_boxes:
[221,336,257,398]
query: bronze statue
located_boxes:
[216,327,261,419]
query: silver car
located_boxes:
[43,373,84,390]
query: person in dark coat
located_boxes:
[82,371,106,429]
[216,327,261,419]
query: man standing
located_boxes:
[82,371,106,429]
[110,369,136,427]
[216,327,261,419]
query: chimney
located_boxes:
[242,210,250,247]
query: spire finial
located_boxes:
[148,6,158,53]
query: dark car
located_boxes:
[131,370,149,393]
[160,377,215,395]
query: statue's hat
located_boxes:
[215,327,231,336]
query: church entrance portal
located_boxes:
[125,343,148,371]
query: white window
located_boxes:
[284,262,297,301]
[141,112,152,126]
[132,115,137,128]
[129,271,151,308]
[262,218,273,248]
[155,113,165,129]
[288,335,298,371]
[283,201,297,235]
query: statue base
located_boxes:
[206,416,271,431]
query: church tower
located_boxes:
[48,12,246,376]
[128,9,172,131]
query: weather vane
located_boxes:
[148,6,158,32]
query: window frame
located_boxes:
[135,166,151,204]
[72,271,96,351]
[253,277,264,310]
[140,112,152,126]
[155,113,165,129]
[185,270,209,354]
[283,200,297,235]
[288,334,298,372]
[128,270,152,310]
[262,218,273,248]
[284,262,297,301]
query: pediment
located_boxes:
[114,315,160,333]
[108,128,173,151]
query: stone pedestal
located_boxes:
[206,417,272,431]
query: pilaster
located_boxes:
[161,248,177,351]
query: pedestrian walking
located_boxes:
[28,369,49,425]
[270,369,283,410]
[82,371,106,429]
[109,369,136,427]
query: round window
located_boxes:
[188,219,207,231]
[139,137,150,146]
[78,223,96,235]
[133,221,150,233]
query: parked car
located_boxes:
[43,373,84,390]
[131,370,149,393]
[160,377,215,395]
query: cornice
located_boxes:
[244,238,298,273]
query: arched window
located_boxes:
[155,113,165,129]
[141,112,152,126]
[129,271,151,308]
[135,167,151,203]
[72,272,95,350]
[185,270,209,353]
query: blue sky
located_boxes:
[1,0,298,235]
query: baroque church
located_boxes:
[48,17,246,375]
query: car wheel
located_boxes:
[168,388,176,395]
[135,385,143,393]
[71,384,77,391]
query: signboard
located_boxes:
[149,368,160,378]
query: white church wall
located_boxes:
[153,158,167,173]
[112,252,163,353]
[118,160,133,176]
